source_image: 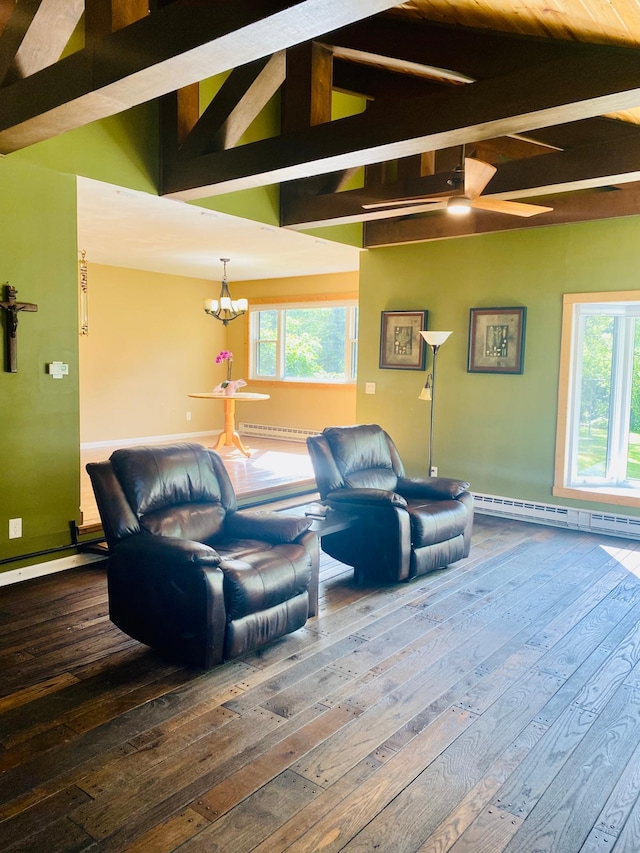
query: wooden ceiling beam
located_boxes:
[178,51,286,160]
[0,0,37,86]
[0,0,14,37]
[163,44,640,199]
[320,16,590,82]
[523,117,640,149]
[282,42,333,133]
[281,172,457,228]
[280,129,640,228]
[484,132,640,199]
[0,0,399,153]
[5,0,83,83]
[363,184,640,247]
[85,0,149,49]
[332,58,445,100]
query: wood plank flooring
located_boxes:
[2,517,640,851]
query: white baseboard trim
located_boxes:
[0,552,106,587]
[474,491,640,541]
[81,431,218,450]
[239,423,320,443]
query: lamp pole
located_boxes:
[428,344,440,476]
[419,331,453,477]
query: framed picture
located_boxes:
[379,310,428,370]
[468,306,526,374]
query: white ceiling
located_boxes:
[76,176,362,283]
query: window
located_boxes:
[249,300,358,383]
[554,292,640,506]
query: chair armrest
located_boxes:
[397,477,470,500]
[112,532,222,572]
[326,488,408,509]
[224,510,313,544]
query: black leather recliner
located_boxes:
[307,424,473,584]
[87,443,318,669]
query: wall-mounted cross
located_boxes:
[0,284,38,373]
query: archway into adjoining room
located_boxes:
[75,177,360,528]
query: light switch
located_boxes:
[47,362,69,379]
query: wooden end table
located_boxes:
[281,503,360,611]
[188,391,270,457]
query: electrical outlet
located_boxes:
[186,411,191,421]
[365,382,376,395]
[430,466,438,477]
[9,518,22,539]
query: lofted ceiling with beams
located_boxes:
[2,0,640,249]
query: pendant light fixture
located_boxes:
[203,258,248,326]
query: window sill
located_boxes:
[553,484,640,508]
[249,379,356,391]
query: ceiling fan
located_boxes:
[363,156,553,218]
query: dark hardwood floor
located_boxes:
[2,516,640,851]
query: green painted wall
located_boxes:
[14,104,160,194]
[0,158,80,568]
[356,215,640,517]
[0,104,160,573]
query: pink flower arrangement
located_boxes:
[215,350,233,383]
[213,350,246,395]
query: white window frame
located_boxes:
[554,290,640,507]
[249,298,358,384]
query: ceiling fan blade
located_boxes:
[471,197,553,217]
[362,195,450,210]
[464,158,497,199]
[361,157,495,210]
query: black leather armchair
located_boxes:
[307,424,473,584]
[87,443,318,668]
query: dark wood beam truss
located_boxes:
[0,0,399,153]
[364,183,640,246]
[2,3,640,246]
[163,41,640,200]
[177,52,286,160]
[84,0,149,51]
[279,124,640,229]
[0,0,84,87]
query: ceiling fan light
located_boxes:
[447,196,472,215]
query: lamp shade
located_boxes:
[420,330,453,347]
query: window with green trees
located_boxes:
[249,300,358,383]
[566,299,640,490]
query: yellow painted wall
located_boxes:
[79,264,226,443]
[79,266,358,445]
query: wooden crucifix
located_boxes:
[0,284,38,373]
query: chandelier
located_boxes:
[203,258,248,326]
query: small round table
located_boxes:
[188,391,270,457]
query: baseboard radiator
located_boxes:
[239,423,320,443]
[474,492,640,541]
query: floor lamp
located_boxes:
[419,331,452,476]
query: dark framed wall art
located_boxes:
[379,310,428,370]
[468,306,526,374]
